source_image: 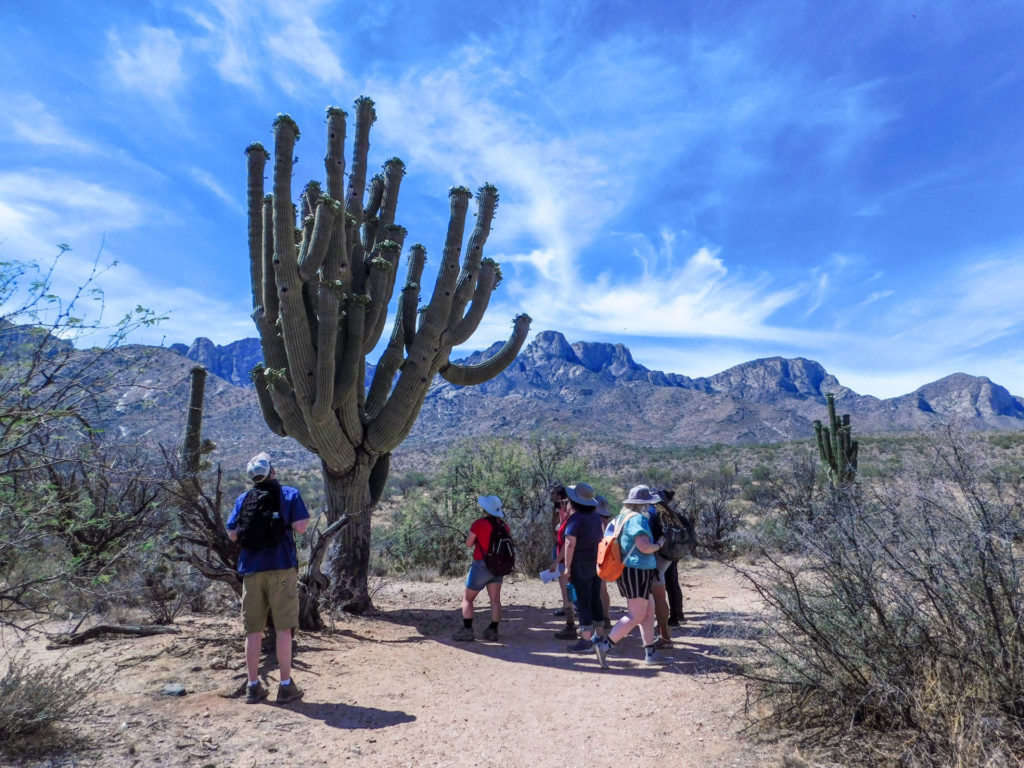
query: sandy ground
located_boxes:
[5,560,779,768]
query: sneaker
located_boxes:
[645,651,672,666]
[567,638,592,653]
[553,608,566,617]
[554,624,577,640]
[245,681,268,704]
[593,637,610,669]
[452,626,475,642]
[667,617,681,627]
[481,625,499,642]
[276,681,304,704]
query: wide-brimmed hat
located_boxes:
[623,485,661,505]
[595,495,611,517]
[246,451,272,482]
[477,495,504,518]
[566,482,599,507]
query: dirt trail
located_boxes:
[8,560,778,768]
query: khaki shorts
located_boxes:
[241,568,300,634]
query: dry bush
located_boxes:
[735,428,1024,767]
[0,654,95,747]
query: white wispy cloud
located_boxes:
[186,0,346,94]
[108,26,186,101]
[189,167,242,211]
[2,94,96,153]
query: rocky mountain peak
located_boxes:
[704,356,846,402]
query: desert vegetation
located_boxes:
[3,248,1024,767]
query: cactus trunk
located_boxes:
[182,366,207,473]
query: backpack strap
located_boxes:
[613,511,640,562]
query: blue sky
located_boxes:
[2,1,1023,398]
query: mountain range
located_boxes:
[144,331,1024,468]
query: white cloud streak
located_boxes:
[109,26,186,100]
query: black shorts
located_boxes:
[616,566,655,600]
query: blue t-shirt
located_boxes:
[611,511,657,570]
[227,482,310,575]
[564,508,605,577]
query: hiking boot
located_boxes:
[567,638,592,653]
[276,681,303,704]
[553,608,566,617]
[554,624,577,640]
[644,651,672,666]
[481,625,499,642]
[667,616,681,627]
[452,626,475,642]
[593,637,610,669]
[245,681,269,704]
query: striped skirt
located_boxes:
[616,565,656,600]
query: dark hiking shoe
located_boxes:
[452,626,475,642]
[554,624,578,640]
[276,681,303,704]
[245,682,269,704]
[481,625,499,642]
[567,638,592,653]
[594,637,610,669]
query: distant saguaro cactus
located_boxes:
[181,366,213,472]
[813,392,858,489]
[245,99,531,611]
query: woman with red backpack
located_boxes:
[453,495,510,643]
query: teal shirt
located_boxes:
[613,512,657,570]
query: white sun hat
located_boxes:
[477,495,504,518]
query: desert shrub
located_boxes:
[734,429,1024,767]
[684,465,743,555]
[0,654,95,745]
[376,434,591,575]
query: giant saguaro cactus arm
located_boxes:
[814,392,859,489]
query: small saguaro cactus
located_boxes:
[245,99,531,611]
[181,366,215,472]
[813,392,859,489]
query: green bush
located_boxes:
[376,434,591,575]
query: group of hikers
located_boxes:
[225,450,693,708]
[454,480,691,668]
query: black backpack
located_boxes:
[484,517,516,576]
[656,501,696,561]
[235,484,286,550]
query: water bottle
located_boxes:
[567,583,578,604]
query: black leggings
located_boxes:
[570,573,605,628]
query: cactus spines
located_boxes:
[814,392,859,489]
[245,101,531,611]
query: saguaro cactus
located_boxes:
[813,393,858,489]
[181,366,212,472]
[245,99,531,611]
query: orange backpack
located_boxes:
[596,512,639,581]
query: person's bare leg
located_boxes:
[652,583,670,640]
[462,588,480,619]
[639,596,657,647]
[245,632,262,682]
[276,629,293,681]
[485,582,502,623]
